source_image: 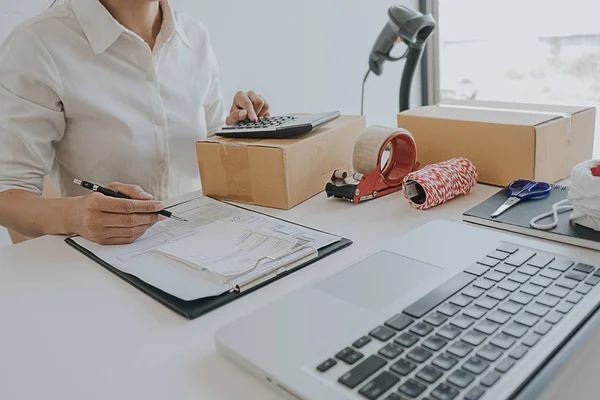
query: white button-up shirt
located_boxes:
[0,0,227,201]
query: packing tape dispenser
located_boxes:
[326,126,418,203]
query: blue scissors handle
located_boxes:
[507,179,551,200]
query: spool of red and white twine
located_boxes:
[402,157,478,210]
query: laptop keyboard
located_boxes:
[315,243,599,400]
[222,115,297,130]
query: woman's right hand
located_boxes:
[71,182,165,245]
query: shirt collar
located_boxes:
[71,0,192,55]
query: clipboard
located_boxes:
[64,200,352,320]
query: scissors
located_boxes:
[491,179,552,218]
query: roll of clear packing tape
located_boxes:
[402,158,478,210]
[352,126,417,186]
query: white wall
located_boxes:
[172,0,421,127]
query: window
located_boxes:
[434,0,600,157]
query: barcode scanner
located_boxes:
[363,6,436,113]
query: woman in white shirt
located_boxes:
[0,0,269,244]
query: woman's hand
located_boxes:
[71,182,165,245]
[226,91,270,125]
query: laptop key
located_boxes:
[508,272,529,284]
[390,358,417,376]
[509,345,528,360]
[498,301,523,315]
[416,365,443,384]
[476,344,504,362]
[535,322,553,335]
[480,371,502,387]
[528,254,555,268]
[556,278,578,290]
[317,358,337,372]
[478,257,500,268]
[488,250,510,260]
[556,302,574,314]
[565,270,587,282]
[505,250,536,266]
[464,305,487,320]
[447,369,475,388]
[521,284,543,297]
[573,263,595,274]
[546,311,563,324]
[358,371,400,400]
[462,356,489,375]
[488,288,510,301]
[465,264,490,277]
[522,333,542,347]
[336,347,364,364]
[424,312,448,327]
[447,342,473,358]
[549,259,574,272]
[546,285,570,298]
[577,284,593,294]
[438,303,461,317]
[432,353,459,370]
[490,333,517,350]
[484,271,505,282]
[450,294,473,307]
[461,330,487,346]
[475,296,499,310]
[422,336,448,352]
[407,347,432,363]
[540,269,562,280]
[566,293,583,304]
[514,312,540,327]
[586,276,600,287]
[338,355,387,388]
[394,332,419,348]
[495,264,516,275]
[536,294,560,308]
[450,315,475,329]
[510,292,534,305]
[379,343,404,360]
[497,244,518,254]
[473,278,495,290]
[502,322,528,338]
[410,322,434,337]
[464,386,486,400]
[475,320,501,335]
[430,383,459,400]
[530,276,553,288]
[519,266,539,276]
[438,325,461,340]
[354,336,372,348]
[398,378,427,398]
[463,286,485,298]
[495,357,516,373]
[487,310,512,324]
[497,280,520,292]
[385,314,415,331]
[403,272,476,318]
[384,394,405,400]
[527,303,551,317]
[370,326,396,341]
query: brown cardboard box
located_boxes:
[397,100,596,186]
[196,115,366,209]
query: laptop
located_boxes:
[216,220,600,400]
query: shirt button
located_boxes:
[147,74,154,82]
[154,119,163,126]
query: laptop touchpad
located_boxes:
[315,250,443,311]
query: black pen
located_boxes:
[73,179,188,222]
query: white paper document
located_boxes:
[72,196,341,300]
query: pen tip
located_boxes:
[73,179,82,185]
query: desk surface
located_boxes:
[0,185,598,400]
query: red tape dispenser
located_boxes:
[326,126,418,203]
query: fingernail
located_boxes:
[141,192,153,199]
[238,110,246,118]
[158,215,166,221]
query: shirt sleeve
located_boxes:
[201,30,227,137]
[0,26,65,196]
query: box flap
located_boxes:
[198,115,364,149]
[400,99,593,127]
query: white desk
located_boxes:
[0,185,598,400]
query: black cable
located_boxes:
[360,69,371,116]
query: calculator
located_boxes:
[215,111,341,139]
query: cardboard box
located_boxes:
[397,100,596,186]
[196,115,366,209]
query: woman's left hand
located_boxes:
[226,91,270,125]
